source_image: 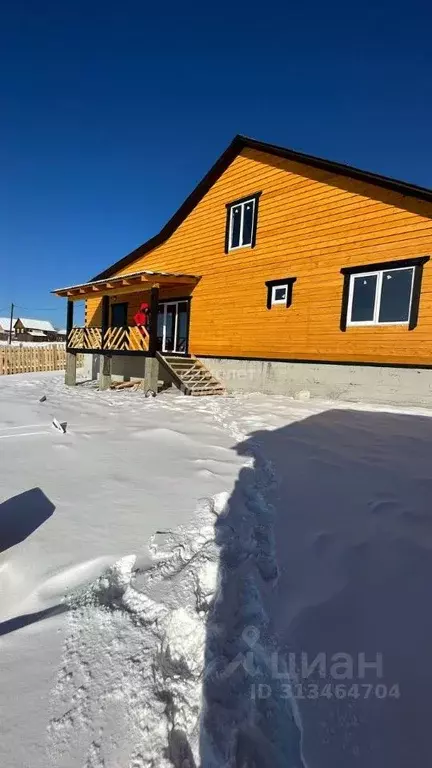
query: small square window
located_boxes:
[265,277,296,309]
[272,285,288,305]
[225,193,260,252]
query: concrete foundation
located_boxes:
[199,356,432,408]
[99,355,112,391]
[65,352,77,387]
[83,354,173,390]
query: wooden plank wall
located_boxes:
[0,345,83,375]
[89,148,432,365]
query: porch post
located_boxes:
[65,352,77,386]
[143,284,160,395]
[99,354,112,390]
[101,294,109,349]
[149,284,159,357]
[65,300,76,386]
[66,300,74,346]
[143,356,159,395]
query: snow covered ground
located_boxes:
[1,372,432,767]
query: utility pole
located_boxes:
[8,302,14,345]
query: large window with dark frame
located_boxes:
[348,267,414,325]
[340,256,430,332]
[225,192,261,252]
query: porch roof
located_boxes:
[52,269,201,300]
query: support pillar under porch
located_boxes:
[143,356,159,395]
[65,352,77,386]
[99,355,112,391]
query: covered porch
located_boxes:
[53,269,199,355]
[53,269,200,392]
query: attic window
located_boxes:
[225,192,261,252]
[265,277,297,309]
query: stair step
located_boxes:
[173,364,200,372]
[166,358,195,364]
[170,365,197,373]
[181,367,209,376]
[163,357,194,364]
[182,371,212,381]
[188,380,224,389]
[189,389,225,396]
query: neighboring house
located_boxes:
[53,135,432,403]
[14,318,58,342]
[0,317,13,341]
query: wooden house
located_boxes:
[14,318,58,343]
[53,135,432,403]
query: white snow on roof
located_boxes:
[0,317,12,331]
[27,330,47,337]
[14,318,56,332]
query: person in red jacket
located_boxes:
[134,302,150,331]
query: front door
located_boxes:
[157,301,189,354]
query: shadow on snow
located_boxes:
[200,408,432,768]
[0,487,55,554]
[0,488,57,636]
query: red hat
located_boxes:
[140,302,149,311]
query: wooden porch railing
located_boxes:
[67,326,150,352]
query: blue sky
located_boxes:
[1,0,431,328]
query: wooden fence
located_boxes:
[0,344,83,376]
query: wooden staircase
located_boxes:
[157,353,225,396]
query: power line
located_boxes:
[13,305,64,313]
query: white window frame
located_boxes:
[271,284,288,306]
[228,197,256,251]
[347,266,415,327]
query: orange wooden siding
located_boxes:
[91,148,432,365]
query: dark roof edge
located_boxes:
[92,134,432,281]
[240,135,432,201]
[91,136,243,280]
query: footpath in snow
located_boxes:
[1,372,432,767]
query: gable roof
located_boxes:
[14,318,56,333]
[92,134,432,281]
